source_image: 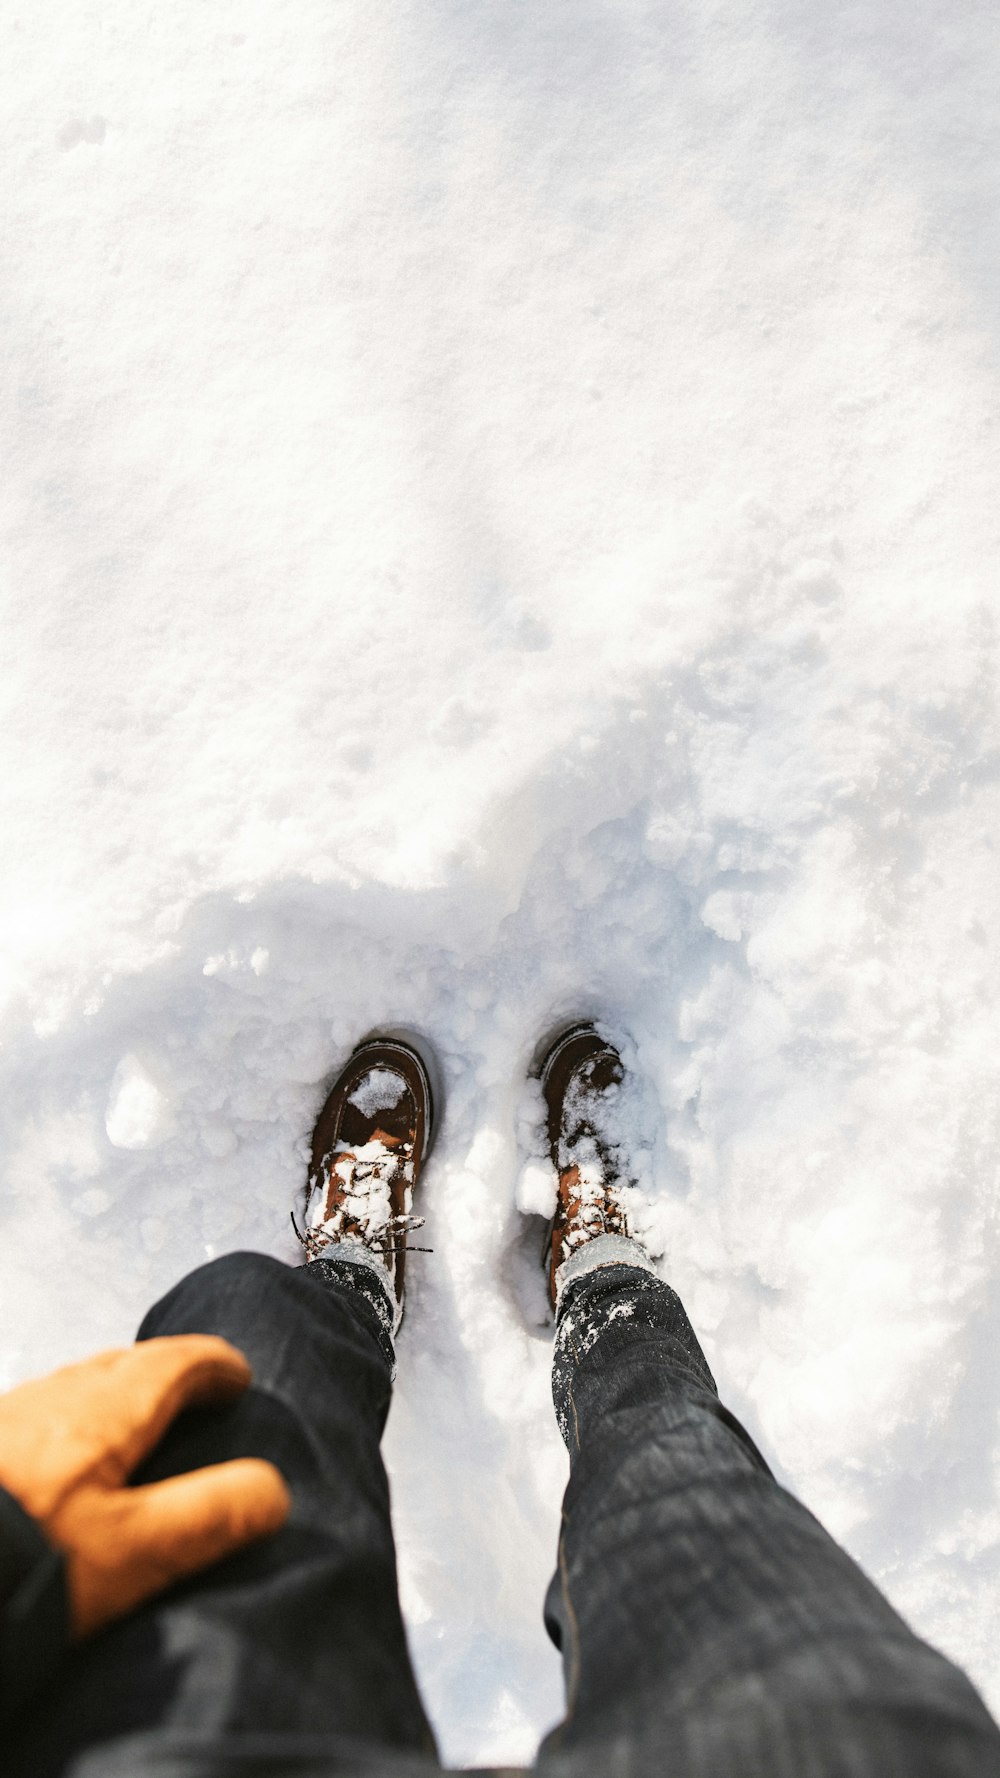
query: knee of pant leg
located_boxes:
[136,1251,294,1343]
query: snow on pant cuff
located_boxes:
[307,1242,400,1364]
[555,1233,659,1309]
[551,1260,720,1454]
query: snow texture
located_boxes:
[348,1066,408,1117]
[3,0,1000,1764]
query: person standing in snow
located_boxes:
[0,1024,998,1776]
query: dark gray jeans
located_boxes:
[7,1251,999,1777]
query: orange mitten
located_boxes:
[0,1336,290,1637]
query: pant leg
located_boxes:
[536,1263,1000,1778]
[5,1252,440,1778]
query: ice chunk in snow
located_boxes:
[105,1055,176,1150]
[516,1158,557,1217]
[515,1076,557,1214]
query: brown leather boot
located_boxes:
[539,1022,637,1308]
[295,1036,433,1320]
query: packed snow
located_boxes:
[3,0,1000,1764]
[347,1066,408,1117]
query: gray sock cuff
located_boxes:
[555,1233,659,1307]
[308,1240,401,1335]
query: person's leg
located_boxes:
[537,1253,1000,1778]
[6,1252,439,1777]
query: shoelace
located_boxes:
[291,1209,429,1262]
[561,1194,628,1253]
[559,1139,630,1253]
[292,1145,430,1263]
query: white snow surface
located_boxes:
[3,0,1000,1762]
[347,1066,408,1117]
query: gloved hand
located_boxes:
[0,1336,290,1638]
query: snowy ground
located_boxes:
[3,0,1000,1764]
